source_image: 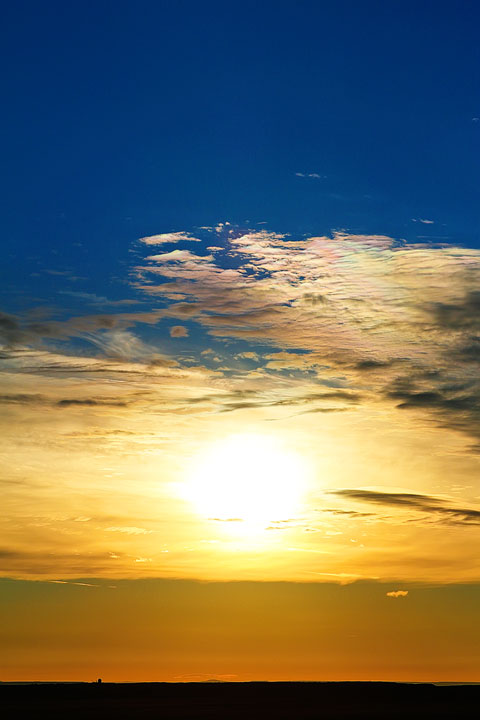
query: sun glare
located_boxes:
[183,433,309,528]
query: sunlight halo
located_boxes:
[182,433,309,529]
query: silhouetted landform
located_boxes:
[1,681,478,718]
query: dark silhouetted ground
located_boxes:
[1,681,478,718]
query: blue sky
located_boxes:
[2,0,479,321]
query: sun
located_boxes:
[183,433,309,528]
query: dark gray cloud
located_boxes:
[355,359,394,371]
[389,388,479,412]
[270,391,362,407]
[385,375,480,449]
[333,489,480,525]
[56,399,128,408]
[431,291,480,331]
[0,393,128,409]
[185,388,361,414]
[0,394,47,404]
[0,310,69,346]
[0,312,34,345]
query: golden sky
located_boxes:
[2,229,480,680]
[2,230,480,583]
[2,579,479,682]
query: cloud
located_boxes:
[169,325,189,338]
[105,526,153,535]
[430,291,480,331]
[333,489,480,525]
[6,227,480,446]
[48,580,100,588]
[0,311,61,346]
[83,329,171,362]
[139,232,201,245]
[57,398,128,408]
[179,387,361,415]
[0,393,47,405]
[236,351,259,360]
[132,228,480,447]
[321,509,374,518]
[0,307,170,351]
[0,344,226,432]
[0,393,128,408]
[60,291,140,307]
[6,225,480,583]
[208,517,243,522]
[295,172,325,179]
[386,590,408,598]
[0,312,24,345]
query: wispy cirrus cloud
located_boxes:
[295,172,325,179]
[59,291,141,307]
[332,489,480,525]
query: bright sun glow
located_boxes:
[183,433,309,528]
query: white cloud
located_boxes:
[236,351,259,360]
[139,232,201,245]
[295,172,325,179]
[83,329,161,361]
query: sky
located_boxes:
[1,0,480,681]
